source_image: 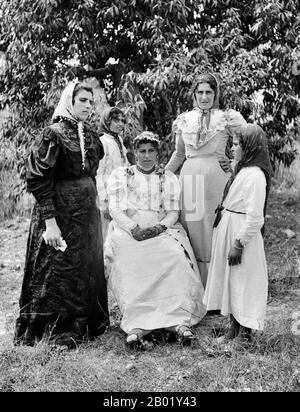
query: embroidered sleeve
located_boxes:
[107,167,136,233]
[162,171,181,212]
[107,167,129,210]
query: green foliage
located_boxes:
[0,0,300,193]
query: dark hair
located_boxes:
[134,139,159,152]
[108,107,125,123]
[72,83,93,104]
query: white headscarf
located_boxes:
[52,80,79,122]
[52,80,86,170]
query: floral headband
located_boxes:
[133,131,160,145]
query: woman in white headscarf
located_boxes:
[166,73,247,286]
[14,81,109,348]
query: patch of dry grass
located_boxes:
[0,315,299,392]
[273,141,300,199]
[0,170,33,221]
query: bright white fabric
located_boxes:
[203,167,268,330]
[96,133,129,238]
[105,166,206,333]
[108,166,181,215]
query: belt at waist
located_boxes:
[186,154,216,159]
[225,208,246,215]
[213,205,245,228]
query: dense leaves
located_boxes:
[0,0,300,184]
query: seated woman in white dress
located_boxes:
[203,124,272,343]
[105,131,206,348]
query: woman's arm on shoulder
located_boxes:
[224,109,247,136]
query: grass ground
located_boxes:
[0,187,299,392]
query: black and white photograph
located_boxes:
[0,0,299,396]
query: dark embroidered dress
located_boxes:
[14,119,109,346]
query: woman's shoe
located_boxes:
[52,332,79,349]
[215,315,240,344]
[238,326,253,344]
[126,328,151,350]
[226,315,240,339]
[175,325,196,346]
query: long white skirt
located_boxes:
[203,211,268,330]
[105,220,206,333]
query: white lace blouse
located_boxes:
[166,108,246,172]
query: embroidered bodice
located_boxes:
[108,165,181,214]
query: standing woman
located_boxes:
[203,124,272,342]
[14,81,109,348]
[165,73,246,286]
[96,107,129,239]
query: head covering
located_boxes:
[99,107,125,136]
[235,124,272,178]
[52,80,78,123]
[133,131,160,151]
[216,124,272,234]
[191,73,220,110]
[191,73,220,144]
[51,80,87,169]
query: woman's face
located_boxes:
[135,142,158,171]
[232,135,244,162]
[109,115,125,134]
[194,82,215,110]
[73,90,93,121]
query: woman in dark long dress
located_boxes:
[14,81,109,348]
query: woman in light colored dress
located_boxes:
[203,124,272,342]
[96,107,129,239]
[105,132,206,348]
[165,73,246,286]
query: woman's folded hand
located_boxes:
[131,224,166,241]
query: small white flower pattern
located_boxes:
[124,165,166,212]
